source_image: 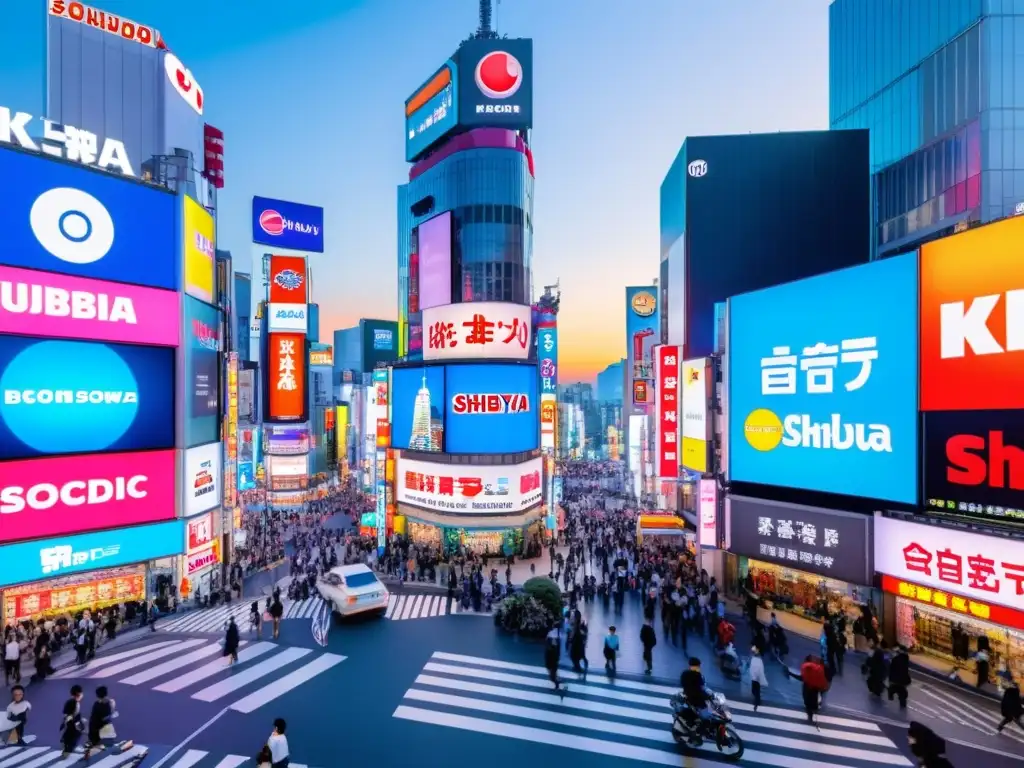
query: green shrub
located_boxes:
[523,576,563,619]
[494,593,554,636]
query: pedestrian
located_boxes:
[997,681,1023,734]
[748,646,768,711]
[865,641,888,697]
[3,685,30,747]
[59,685,84,759]
[640,617,657,675]
[224,617,240,665]
[269,595,284,640]
[907,721,953,768]
[798,654,828,726]
[569,619,589,678]
[887,645,912,709]
[974,645,990,688]
[544,623,565,695]
[267,717,289,768]
[603,626,619,675]
[3,632,19,686]
[83,685,117,759]
[74,626,89,665]
[250,601,262,639]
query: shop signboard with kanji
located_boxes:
[874,514,1024,612]
[3,569,145,623]
[396,456,543,514]
[728,495,872,584]
[655,345,680,478]
[423,301,531,361]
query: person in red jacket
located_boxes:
[798,655,829,725]
[716,619,735,649]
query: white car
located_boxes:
[317,564,390,618]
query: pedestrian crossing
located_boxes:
[385,593,490,620]
[907,679,1024,746]
[46,638,346,714]
[393,651,915,767]
[0,745,321,768]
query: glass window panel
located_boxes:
[966,174,981,208]
[955,181,967,213]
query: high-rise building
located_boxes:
[830,1,1022,257]
[596,360,624,403]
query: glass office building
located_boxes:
[830,0,1024,256]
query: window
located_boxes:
[343,571,379,589]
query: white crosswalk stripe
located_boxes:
[0,745,319,767]
[45,638,345,715]
[393,651,915,767]
[155,602,252,634]
[908,680,1024,745]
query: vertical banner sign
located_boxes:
[656,345,680,478]
[225,353,239,510]
[538,324,558,451]
[267,333,306,421]
[626,287,659,410]
[373,370,389,553]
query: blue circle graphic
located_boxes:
[58,209,92,243]
[0,341,140,454]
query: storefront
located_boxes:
[725,495,877,639]
[875,513,1024,685]
[2,566,146,625]
[636,513,695,549]
[399,504,546,557]
[182,511,221,599]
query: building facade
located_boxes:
[596,360,624,403]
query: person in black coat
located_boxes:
[640,618,657,675]
[998,682,1023,733]
[887,645,912,708]
[223,617,240,664]
[865,641,888,697]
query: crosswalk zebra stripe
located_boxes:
[0,746,49,766]
[915,681,1024,745]
[229,652,347,713]
[192,646,312,702]
[119,641,235,685]
[89,638,208,678]
[48,640,184,679]
[153,641,278,693]
[0,746,316,768]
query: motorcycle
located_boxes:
[669,691,744,761]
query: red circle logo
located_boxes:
[259,209,284,236]
[474,51,523,99]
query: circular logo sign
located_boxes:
[743,408,783,452]
[631,291,656,317]
[0,340,140,454]
[259,209,285,236]
[475,51,523,99]
[30,188,115,265]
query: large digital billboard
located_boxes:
[183,196,215,304]
[185,297,221,447]
[252,197,324,254]
[682,358,710,473]
[405,61,459,162]
[266,332,306,422]
[418,212,452,311]
[390,365,445,452]
[445,363,539,454]
[0,336,174,460]
[626,286,659,409]
[0,147,178,290]
[183,441,222,517]
[729,254,919,503]
[268,255,308,304]
[397,455,542,514]
[456,38,533,130]
[423,302,531,362]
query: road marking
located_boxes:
[230,652,347,713]
[191,646,311,702]
[154,641,278,693]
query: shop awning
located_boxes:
[637,514,692,538]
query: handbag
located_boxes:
[99,724,116,740]
[262,611,272,622]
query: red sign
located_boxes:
[186,541,220,576]
[268,256,308,304]
[48,1,159,47]
[422,302,531,362]
[450,393,530,414]
[4,573,145,623]
[267,333,305,421]
[881,574,1024,631]
[187,512,214,553]
[634,380,649,404]
[203,124,224,189]
[656,345,680,478]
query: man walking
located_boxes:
[640,618,657,675]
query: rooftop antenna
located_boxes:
[475,0,500,39]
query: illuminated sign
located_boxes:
[423,301,531,362]
[881,575,1024,632]
[164,51,204,115]
[397,456,543,514]
[655,345,680,478]
[1,106,133,176]
[267,333,305,422]
[48,1,159,47]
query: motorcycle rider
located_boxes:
[679,657,714,737]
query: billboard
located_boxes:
[309,344,333,367]
[0,266,180,347]
[186,512,215,554]
[267,303,308,333]
[362,321,399,370]
[47,1,160,47]
[185,297,221,447]
[0,518,185,589]
[266,332,306,422]
[0,147,177,290]
[682,358,710,473]
[397,456,542,513]
[0,337,174,460]
[405,61,459,162]
[423,302,531,362]
[655,345,680,478]
[626,287,659,409]
[237,461,255,491]
[456,38,533,130]
[390,365,445,452]
[183,441,221,517]
[445,363,539,454]
[202,124,225,189]
[252,197,324,254]
[920,215,1024,412]
[418,212,453,311]
[538,326,558,395]
[698,478,717,548]
[728,255,919,503]
[0,449,176,544]
[268,255,308,304]
[183,196,215,304]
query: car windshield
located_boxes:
[343,572,379,589]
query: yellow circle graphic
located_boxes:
[744,409,783,451]
[631,291,656,317]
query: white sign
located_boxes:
[48,1,159,48]
[698,478,717,548]
[682,358,708,441]
[422,301,532,361]
[267,303,308,333]
[184,442,221,517]
[1,106,133,176]
[186,541,218,576]
[268,454,307,477]
[164,52,204,116]
[874,514,1024,613]
[687,160,707,178]
[397,456,543,514]
[186,511,214,554]
[40,542,119,575]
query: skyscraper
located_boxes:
[409,375,436,450]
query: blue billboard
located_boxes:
[237,460,256,491]
[456,38,533,130]
[390,365,445,452]
[538,326,558,394]
[625,286,659,409]
[728,254,919,503]
[405,60,459,162]
[0,337,174,460]
[0,518,185,589]
[0,148,178,290]
[445,363,539,454]
[251,196,324,253]
[185,297,221,448]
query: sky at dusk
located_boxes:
[1,0,830,383]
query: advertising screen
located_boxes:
[186,512,215,554]
[0,265,180,347]
[655,345,680,478]
[920,215,1024,412]
[183,196,215,304]
[538,326,558,394]
[698,478,717,548]
[729,255,919,503]
[390,365,445,452]
[445,363,539,454]
[423,302,531,362]
[237,461,255,491]
[0,336,174,460]
[626,287,659,410]
[268,255,308,304]
[266,333,306,422]
[397,456,542,513]
[252,197,324,253]
[456,38,533,130]
[269,454,307,476]
[0,449,176,544]
[418,212,452,311]
[0,518,185,589]
[183,441,221,517]
[309,344,333,367]
[682,358,709,473]
[406,61,459,162]
[0,147,178,291]
[185,297,221,447]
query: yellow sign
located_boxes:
[337,405,349,459]
[631,290,656,317]
[183,195,215,303]
[681,436,707,473]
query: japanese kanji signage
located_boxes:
[1,106,133,176]
[267,333,305,422]
[538,326,558,394]
[881,575,1024,632]
[728,495,872,584]
[422,301,531,362]
[875,514,1024,613]
[396,456,543,514]
[655,345,680,478]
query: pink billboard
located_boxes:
[0,450,177,544]
[0,266,180,347]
